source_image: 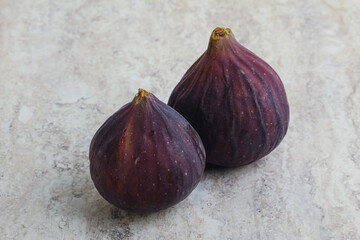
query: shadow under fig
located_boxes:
[49,154,262,239]
[204,160,257,176]
[51,167,174,238]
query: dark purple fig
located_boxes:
[89,89,205,213]
[168,27,289,167]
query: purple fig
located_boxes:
[168,27,289,167]
[90,89,205,213]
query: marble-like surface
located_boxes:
[1,0,360,239]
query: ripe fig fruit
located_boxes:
[89,89,205,213]
[168,27,289,167]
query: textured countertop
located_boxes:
[1,1,360,239]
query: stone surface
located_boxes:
[1,0,360,239]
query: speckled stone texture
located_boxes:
[0,1,359,239]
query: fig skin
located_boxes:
[168,27,289,167]
[89,89,206,213]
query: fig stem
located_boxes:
[208,27,234,58]
[134,89,152,104]
[211,27,232,40]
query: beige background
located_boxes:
[1,0,360,239]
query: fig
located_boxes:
[168,27,289,167]
[89,89,205,213]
